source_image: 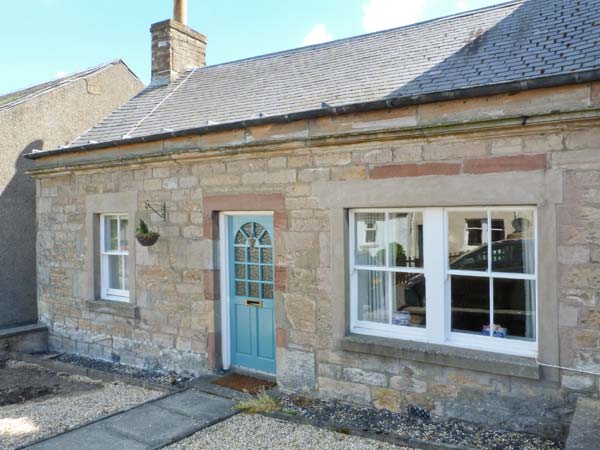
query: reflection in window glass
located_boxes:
[493,278,536,341]
[451,275,490,334]
[357,270,387,323]
[448,211,488,271]
[355,213,385,266]
[389,212,423,268]
[491,210,535,274]
[392,272,426,327]
[104,216,119,251]
[108,255,123,290]
[120,218,128,251]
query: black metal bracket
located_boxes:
[144,201,166,221]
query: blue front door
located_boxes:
[228,215,276,374]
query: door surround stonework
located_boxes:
[202,194,288,371]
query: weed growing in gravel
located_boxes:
[236,387,281,414]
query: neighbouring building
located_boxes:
[26,0,600,440]
[0,60,143,329]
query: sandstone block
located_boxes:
[463,154,547,174]
[423,140,487,160]
[342,367,387,387]
[565,128,600,151]
[392,143,422,162]
[371,387,402,412]
[370,162,460,179]
[490,137,523,155]
[298,168,330,182]
[352,148,393,164]
[278,348,316,391]
[330,166,368,180]
[284,294,316,332]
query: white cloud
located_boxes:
[456,0,470,10]
[55,71,67,78]
[361,0,427,33]
[303,24,333,46]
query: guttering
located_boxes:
[25,68,600,160]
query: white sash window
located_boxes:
[100,214,130,302]
[350,207,537,357]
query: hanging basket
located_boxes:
[136,232,160,247]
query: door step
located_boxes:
[565,396,600,449]
[212,372,276,394]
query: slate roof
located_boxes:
[0,60,139,113]
[41,0,600,154]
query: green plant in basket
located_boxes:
[135,219,160,246]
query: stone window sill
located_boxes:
[341,334,540,380]
[86,300,139,319]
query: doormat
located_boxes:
[212,373,276,394]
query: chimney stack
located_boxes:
[150,0,206,85]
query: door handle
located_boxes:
[245,299,263,308]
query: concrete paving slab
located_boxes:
[154,390,236,419]
[566,397,600,450]
[21,389,238,450]
[26,423,147,450]
[100,403,202,447]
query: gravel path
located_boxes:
[165,413,410,450]
[0,362,162,449]
[279,395,561,450]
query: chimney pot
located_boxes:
[174,0,187,25]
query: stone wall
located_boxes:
[31,82,600,439]
[0,61,143,329]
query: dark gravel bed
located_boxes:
[279,395,562,450]
[54,353,190,386]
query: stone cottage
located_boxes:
[26,0,600,439]
[0,61,143,329]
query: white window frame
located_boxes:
[100,213,130,302]
[349,207,538,357]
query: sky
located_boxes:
[1,0,507,95]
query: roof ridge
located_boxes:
[0,59,136,111]
[193,0,525,73]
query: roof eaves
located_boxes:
[25,67,600,160]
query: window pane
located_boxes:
[355,213,385,266]
[104,216,119,251]
[107,255,124,290]
[491,210,535,274]
[236,281,246,296]
[451,275,489,334]
[262,283,273,299]
[120,217,128,251]
[248,282,260,298]
[389,212,423,268]
[448,211,488,271]
[392,272,426,328]
[248,265,259,280]
[261,265,273,282]
[493,278,536,341]
[357,270,387,323]
[122,255,129,290]
[235,264,245,279]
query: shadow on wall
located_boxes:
[0,140,41,329]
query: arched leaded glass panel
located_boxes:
[233,222,274,299]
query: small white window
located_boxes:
[365,221,377,244]
[100,214,129,302]
[350,207,537,357]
